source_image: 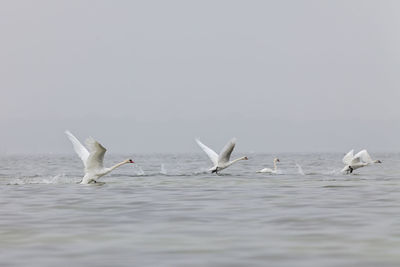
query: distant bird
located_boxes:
[65,131,134,184]
[195,138,248,174]
[257,158,280,174]
[341,149,381,174]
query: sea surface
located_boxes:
[1,152,400,267]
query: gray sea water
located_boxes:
[1,152,400,267]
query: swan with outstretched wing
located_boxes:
[341,149,381,174]
[65,131,134,184]
[195,138,248,174]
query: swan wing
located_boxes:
[195,139,218,166]
[218,138,236,164]
[65,130,90,166]
[352,149,373,164]
[85,137,107,171]
[342,149,354,165]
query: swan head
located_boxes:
[374,160,382,163]
[243,156,249,160]
[274,158,280,163]
[126,159,135,164]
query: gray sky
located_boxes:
[1,0,400,154]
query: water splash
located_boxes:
[135,166,145,176]
[296,164,305,175]
[325,169,342,175]
[160,164,167,175]
[7,173,71,185]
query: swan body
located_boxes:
[257,158,280,174]
[65,130,134,184]
[341,149,381,174]
[195,138,248,174]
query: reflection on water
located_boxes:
[0,153,400,266]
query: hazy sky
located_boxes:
[1,0,400,154]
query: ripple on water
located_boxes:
[1,153,400,266]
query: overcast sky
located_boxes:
[1,0,400,154]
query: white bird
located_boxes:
[257,158,280,174]
[65,130,134,184]
[195,138,248,174]
[341,149,381,174]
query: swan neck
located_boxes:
[106,161,127,173]
[229,157,247,166]
[273,161,277,171]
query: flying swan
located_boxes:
[341,149,381,174]
[65,130,134,184]
[195,138,248,174]
[257,158,280,174]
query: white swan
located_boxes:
[195,138,248,174]
[65,130,134,184]
[257,158,280,173]
[341,149,381,174]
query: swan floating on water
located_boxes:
[195,138,248,174]
[341,149,381,174]
[65,130,134,184]
[257,158,280,174]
